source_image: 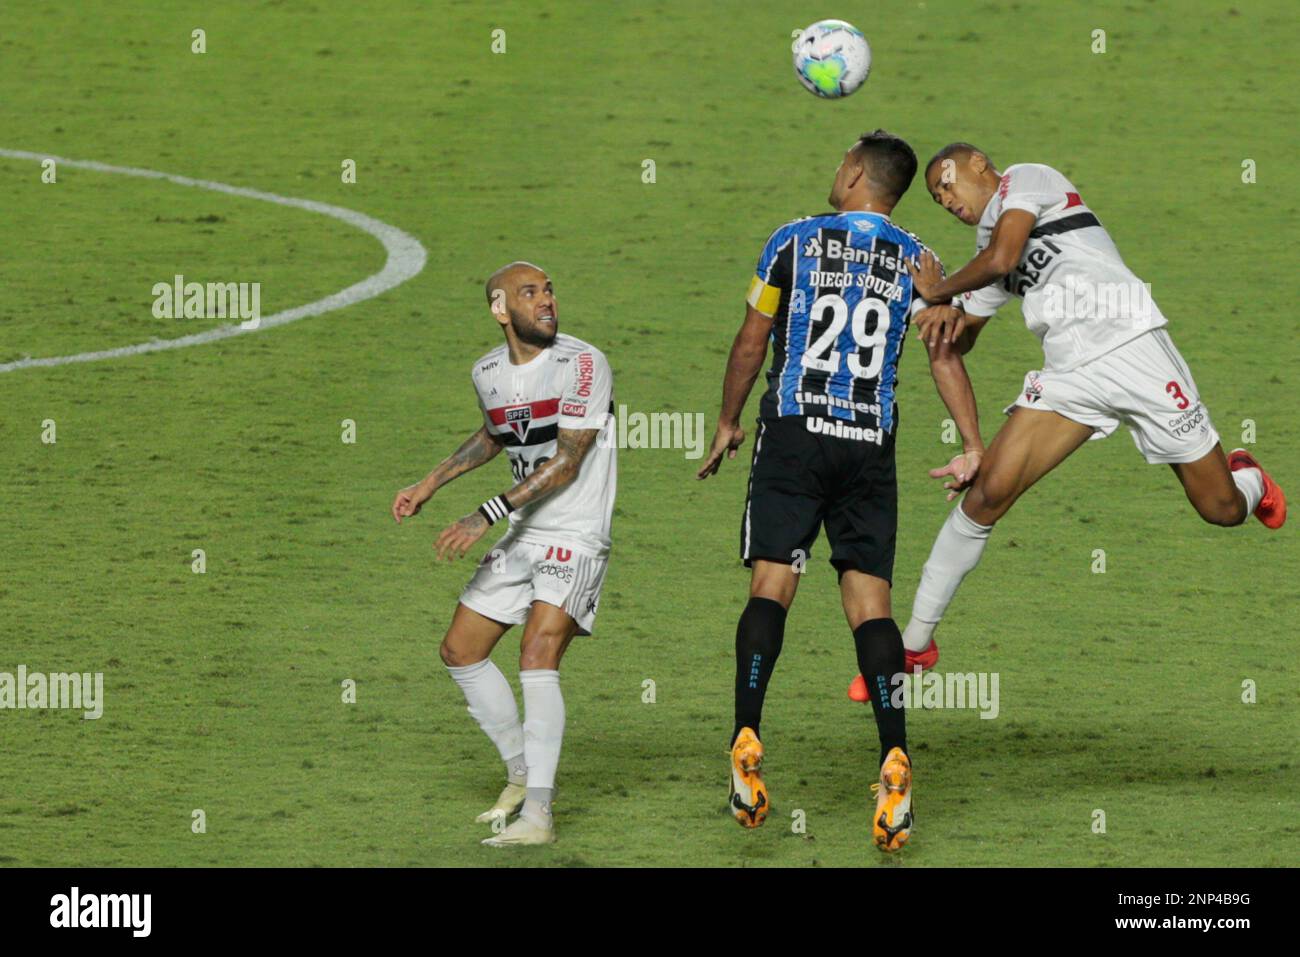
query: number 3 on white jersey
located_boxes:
[800,294,891,380]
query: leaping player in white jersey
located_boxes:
[392,261,616,847]
[845,144,1285,699]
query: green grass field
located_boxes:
[1,0,1296,867]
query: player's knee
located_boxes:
[439,637,478,668]
[962,481,1009,526]
[519,631,566,671]
[749,564,797,607]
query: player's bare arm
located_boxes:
[907,209,1037,304]
[923,331,985,501]
[698,304,773,479]
[914,304,991,352]
[392,426,505,523]
[434,426,601,560]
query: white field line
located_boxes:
[0,148,427,373]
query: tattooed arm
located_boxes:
[391,426,505,524]
[433,427,601,560]
[501,427,601,510]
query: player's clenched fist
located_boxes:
[697,421,746,479]
[392,483,432,523]
[435,512,490,560]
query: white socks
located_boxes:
[446,658,525,779]
[447,661,566,827]
[519,669,564,826]
[1232,466,1264,516]
[903,504,994,652]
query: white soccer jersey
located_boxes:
[959,163,1167,372]
[471,333,617,556]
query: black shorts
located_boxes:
[740,416,897,581]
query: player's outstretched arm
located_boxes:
[698,304,773,479]
[392,426,505,524]
[907,209,1037,303]
[923,323,985,501]
[434,427,600,560]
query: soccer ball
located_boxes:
[792,20,872,99]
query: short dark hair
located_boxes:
[850,129,918,203]
[925,142,988,176]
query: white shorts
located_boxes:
[1006,329,1220,464]
[459,533,609,636]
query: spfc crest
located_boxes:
[504,405,532,441]
[1024,371,1043,404]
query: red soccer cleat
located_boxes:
[847,638,940,702]
[1229,449,1287,529]
[907,638,941,672]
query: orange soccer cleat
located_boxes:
[871,747,913,853]
[1229,449,1286,529]
[729,727,769,829]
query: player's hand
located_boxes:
[392,483,431,523]
[914,304,967,349]
[929,449,983,502]
[435,512,489,560]
[907,251,949,304]
[696,421,746,479]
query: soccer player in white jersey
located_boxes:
[844,143,1285,698]
[391,261,616,847]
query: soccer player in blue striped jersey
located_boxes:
[697,130,985,852]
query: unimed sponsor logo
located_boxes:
[50,887,151,937]
[804,416,883,445]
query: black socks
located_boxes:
[853,617,907,766]
[732,597,788,745]
[733,603,907,768]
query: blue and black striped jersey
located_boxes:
[746,211,939,434]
